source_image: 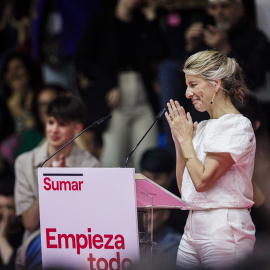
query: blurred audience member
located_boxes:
[159,0,270,154]
[156,0,209,154]
[140,148,183,261]
[239,93,270,253]
[186,0,269,91]
[8,0,36,55]
[140,147,175,190]
[75,129,104,161]
[255,0,270,40]
[31,0,100,93]
[0,51,42,136]
[230,252,270,270]
[0,0,36,66]
[0,1,17,67]
[18,84,69,154]
[0,172,24,270]
[76,0,166,170]
[254,0,270,134]
[140,147,188,235]
[130,254,180,270]
[142,208,181,262]
[0,97,20,172]
[75,0,116,129]
[14,96,101,269]
[156,0,207,10]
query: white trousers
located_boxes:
[101,71,158,170]
[177,208,255,269]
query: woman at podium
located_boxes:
[165,49,256,269]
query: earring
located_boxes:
[210,92,216,104]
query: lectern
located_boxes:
[135,173,189,256]
[38,168,188,270]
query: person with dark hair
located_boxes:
[165,50,256,269]
[0,172,24,270]
[75,0,166,170]
[31,0,100,93]
[75,129,104,160]
[140,147,175,189]
[14,96,101,269]
[139,147,182,261]
[18,84,70,154]
[160,0,270,155]
[185,0,269,92]
[140,147,188,235]
[0,51,42,136]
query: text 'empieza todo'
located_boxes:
[46,228,126,254]
[46,228,133,269]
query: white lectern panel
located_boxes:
[38,167,139,270]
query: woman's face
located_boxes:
[37,89,58,124]
[4,58,29,92]
[185,74,214,112]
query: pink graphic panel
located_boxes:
[135,176,189,209]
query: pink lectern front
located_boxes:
[135,173,189,257]
[135,173,189,209]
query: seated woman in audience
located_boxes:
[0,51,42,136]
[18,82,103,159]
[18,84,69,154]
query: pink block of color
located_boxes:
[135,174,189,209]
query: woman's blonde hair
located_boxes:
[183,49,246,106]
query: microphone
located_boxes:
[124,108,166,168]
[40,115,112,167]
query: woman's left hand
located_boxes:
[165,99,194,143]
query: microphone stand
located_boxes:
[124,108,166,168]
[40,115,112,167]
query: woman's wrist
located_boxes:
[183,155,195,165]
[180,137,195,158]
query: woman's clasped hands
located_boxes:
[165,99,197,144]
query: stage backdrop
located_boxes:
[38,167,139,270]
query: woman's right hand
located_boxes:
[171,117,197,146]
[166,100,198,147]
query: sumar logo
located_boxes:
[43,177,83,191]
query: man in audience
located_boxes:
[161,0,270,154]
[14,96,101,269]
[185,0,269,91]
